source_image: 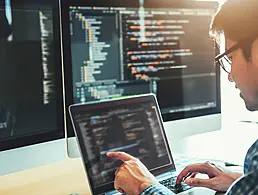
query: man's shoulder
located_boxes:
[244,139,258,172]
[246,138,258,160]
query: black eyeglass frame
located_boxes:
[215,42,241,73]
[215,38,256,73]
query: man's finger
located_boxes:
[184,177,214,189]
[176,163,217,184]
[115,168,120,176]
[114,173,125,193]
[190,172,197,178]
[106,151,135,162]
[117,188,125,194]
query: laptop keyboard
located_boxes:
[159,176,192,194]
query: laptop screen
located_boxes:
[69,94,175,194]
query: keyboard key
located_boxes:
[159,176,192,194]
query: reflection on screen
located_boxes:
[73,100,171,188]
[0,3,59,140]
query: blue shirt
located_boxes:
[141,139,258,195]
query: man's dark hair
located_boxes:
[210,0,258,60]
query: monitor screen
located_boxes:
[0,0,64,150]
[69,94,174,193]
[62,0,220,136]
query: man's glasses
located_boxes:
[215,42,241,74]
[215,38,255,73]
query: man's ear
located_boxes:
[251,39,258,66]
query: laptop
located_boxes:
[69,94,217,195]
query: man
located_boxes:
[107,0,258,194]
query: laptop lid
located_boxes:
[69,94,176,195]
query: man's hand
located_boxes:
[107,152,159,195]
[176,162,242,192]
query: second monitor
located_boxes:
[61,0,221,156]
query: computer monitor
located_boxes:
[61,0,221,157]
[0,0,66,175]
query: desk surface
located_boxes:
[1,121,257,195]
[0,157,91,195]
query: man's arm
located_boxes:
[226,171,258,195]
[106,152,175,195]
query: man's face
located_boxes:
[225,38,258,111]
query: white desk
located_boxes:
[1,121,257,195]
[0,157,91,195]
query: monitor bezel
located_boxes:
[0,0,65,151]
[61,0,221,137]
[69,94,175,195]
